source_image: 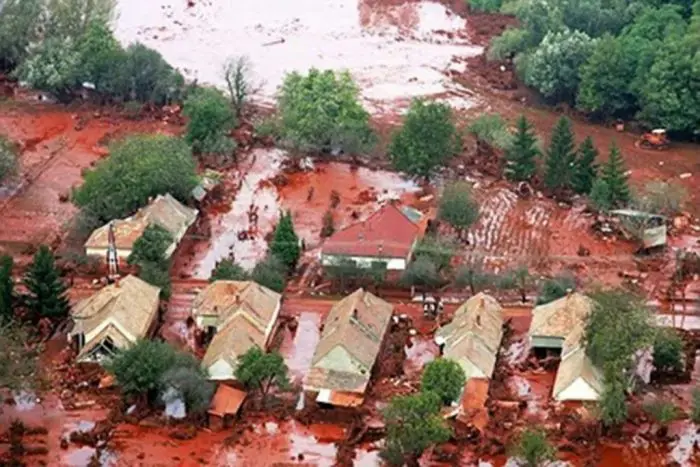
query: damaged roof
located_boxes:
[208,384,246,417]
[322,203,419,259]
[529,292,594,339]
[305,288,393,393]
[201,314,267,370]
[85,193,198,251]
[70,275,160,359]
[552,346,604,400]
[192,280,281,329]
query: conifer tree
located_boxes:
[24,245,70,320]
[504,115,539,182]
[601,143,630,207]
[544,117,576,192]
[270,211,301,272]
[572,136,599,195]
[0,255,14,323]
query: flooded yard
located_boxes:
[279,311,322,383]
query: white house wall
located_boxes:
[315,346,368,375]
[456,358,487,381]
[555,377,600,401]
[86,247,131,259]
[321,254,406,271]
[208,359,235,380]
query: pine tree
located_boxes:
[504,115,539,181]
[0,255,14,323]
[544,117,576,192]
[601,143,630,207]
[24,245,70,320]
[270,211,300,272]
[572,136,599,194]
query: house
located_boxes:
[304,288,393,407]
[320,203,420,271]
[194,281,282,380]
[85,193,198,262]
[528,292,603,401]
[69,275,160,363]
[208,384,247,431]
[435,293,504,381]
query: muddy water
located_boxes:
[279,311,322,382]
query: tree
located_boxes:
[504,115,539,182]
[43,0,116,41]
[160,366,214,415]
[536,274,575,305]
[15,36,82,101]
[437,181,479,240]
[421,358,466,405]
[278,68,374,154]
[320,210,335,238]
[138,261,171,299]
[73,134,197,222]
[524,29,596,102]
[0,0,44,71]
[572,136,598,195]
[121,43,185,105]
[326,258,385,291]
[488,27,531,61]
[413,235,456,273]
[600,143,630,208]
[0,255,15,323]
[544,116,576,192]
[653,328,684,373]
[234,346,289,407]
[401,256,443,289]
[577,35,637,118]
[382,392,451,465]
[599,373,628,427]
[589,178,613,212]
[0,323,41,399]
[389,99,460,178]
[455,264,494,295]
[510,428,555,467]
[107,339,199,402]
[468,113,513,151]
[0,136,18,184]
[183,87,236,154]
[251,256,287,293]
[76,20,127,98]
[222,56,253,117]
[210,258,248,282]
[467,0,502,13]
[498,266,533,303]
[128,224,173,267]
[24,245,70,320]
[269,211,300,272]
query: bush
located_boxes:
[251,256,287,293]
[183,87,236,153]
[0,136,18,183]
[413,235,456,273]
[653,329,684,373]
[401,256,443,289]
[589,178,613,212]
[468,113,513,150]
[15,37,81,101]
[437,181,480,239]
[692,388,700,423]
[278,68,374,154]
[72,134,197,222]
[466,0,502,13]
[455,264,494,294]
[510,428,555,467]
[643,400,679,425]
[210,258,248,282]
[128,224,173,267]
[421,358,466,405]
[121,43,185,105]
[389,99,460,178]
[536,274,575,305]
[160,366,214,415]
[488,28,531,61]
[635,181,687,216]
[138,261,171,299]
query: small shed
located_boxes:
[208,385,246,431]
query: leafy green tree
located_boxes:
[389,99,460,178]
[413,235,456,273]
[498,266,533,303]
[401,256,443,289]
[600,143,630,207]
[0,255,15,323]
[210,258,248,282]
[455,264,494,295]
[160,366,214,415]
[589,178,613,212]
[15,36,82,101]
[653,329,684,373]
[510,428,555,467]
[599,373,628,427]
[0,0,44,71]
[572,136,598,194]
[0,136,18,183]
[137,261,171,299]
[24,245,70,320]
[577,35,637,118]
[326,258,385,291]
[643,400,679,425]
[536,274,575,305]
[469,113,513,151]
[235,346,289,406]
[44,0,116,41]
[128,224,173,267]
[421,358,466,405]
[73,134,197,222]
[76,20,127,98]
[107,339,199,402]
[381,392,451,465]
[251,255,287,293]
[504,115,539,181]
[488,28,531,61]
[269,211,300,272]
[524,29,596,102]
[121,43,185,105]
[0,323,41,400]
[467,0,502,13]
[437,181,479,240]
[278,68,374,154]
[183,87,236,153]
[544,116,576,192]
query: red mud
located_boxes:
[278,311,322,383]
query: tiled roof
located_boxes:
[201,314,267,370]
[85,218,148,251]
[529,292,594,339]
[208,384,246,417]
[192,280,281,330]
[322,203,419,259]
[304,367,371,394]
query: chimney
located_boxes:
[480,296,485,308]
[352,308,358,320]
[235,294,241,305]
[476,314,481,326]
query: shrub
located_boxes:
[510,428,555,467]
[468,113,513,151]
[653,329,684,373]
[536,274,575,305]
[0,136,18,183]
[210,258,248,282]
[183,87,236,153]
[466,0,502,13]
[251,256,287,293]
[437,181,480,240]
[643,400,679,425]
[692,388,700,423]
[421,358,466,405]
[128,224,173,267]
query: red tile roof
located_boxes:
[208,384,246,417]
[322,203,419,259]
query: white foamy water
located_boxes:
[113,0,482,112]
